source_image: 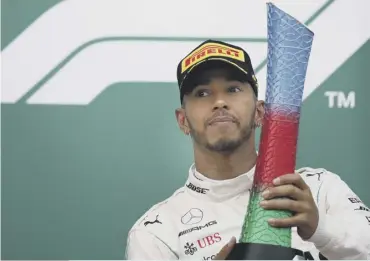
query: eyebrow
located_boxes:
[192,77,245,88]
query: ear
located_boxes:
[254,100,265,126]
[175,108,190,135]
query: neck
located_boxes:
[193,139,257,180]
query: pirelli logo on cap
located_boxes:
[181,43,245,73]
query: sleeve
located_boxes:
[125,228,178,260]
[306,173,370,260]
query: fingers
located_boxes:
[261,173,319,240]
[273,173,309,191]
[267,215,305,228]
[214,236,236,260]
[260,198,309,213]
[262,184,304,201]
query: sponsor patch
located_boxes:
[181,43,245,73]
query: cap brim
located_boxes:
[180,58,249,88]
[180,58,250,100]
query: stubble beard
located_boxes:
[188,116,255,155]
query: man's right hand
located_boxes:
[214,237,236,260]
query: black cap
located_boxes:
[176,39,258,103]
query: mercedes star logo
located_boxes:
[181,208,204,225]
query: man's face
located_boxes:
[176,68,263,154]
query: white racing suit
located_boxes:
[125,165,370,260]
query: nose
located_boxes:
[212,98,229,111]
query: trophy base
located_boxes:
[226,243,306,260]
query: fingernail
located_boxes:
[260,200,267,207]
[228,237,236,247]
[268,218,275,224]
[273,178,280,185]
[262,189,269,198]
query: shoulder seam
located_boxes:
[297,167,328,175]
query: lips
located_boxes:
[208,116,235,125]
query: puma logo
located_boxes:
[306,171,324,181]
[144,215,162,226]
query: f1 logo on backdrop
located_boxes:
[2,0,369,105]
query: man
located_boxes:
[125,40,370,260]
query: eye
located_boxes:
[195,89,210,97]
[227,86,242,93]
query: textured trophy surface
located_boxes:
[227,3,314,260]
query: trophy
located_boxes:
[226,3,314,260]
